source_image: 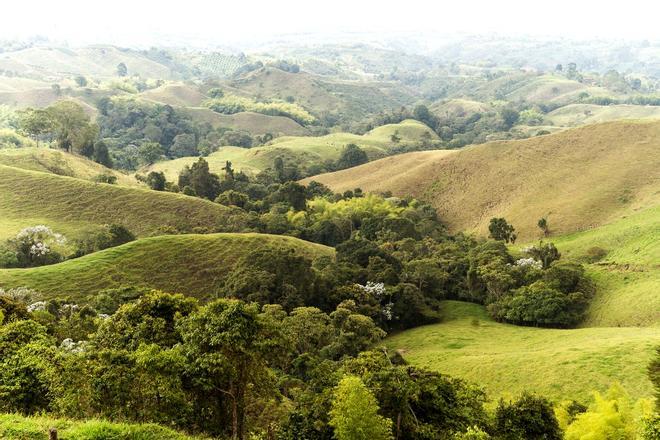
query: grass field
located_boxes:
[0,164,247,241]
[0,147,139,186]
[547,205,660,327]
[146,119,437,180]
[0,413,204,440]
[546,103,660,127]
[309,120,660,240]
[384,301,660,403]
[182,107,309,136]
[0,233,333,301]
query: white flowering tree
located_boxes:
[357,281,394,322]
[7,225,67,267]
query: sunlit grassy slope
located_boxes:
[146,119,437,180]
[0,233,333,301]
[384,301,659,402]
[549,205,660,327]
[309,120,660,240]
[0,165,246,241]
[0,413,204,440]
[0,147,139,186]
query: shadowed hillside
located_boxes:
[0,233,333,300]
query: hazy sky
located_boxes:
[2,0,659,47]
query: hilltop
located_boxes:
[146,119,437,180]
[0,147,139,186]
[0,164,247,241]
[0,233,333,301]
[226,66,419,124]
[384,301,659,402]
[307,120,660,240]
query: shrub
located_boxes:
[93,174,118,184]
[494,393,562,440]
[584,246,608,263]
[5,225,66,267]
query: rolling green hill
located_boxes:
[182,107,309,136]
[140,83,207,107]
[384,301,659,402]
[0,164,247,241]
[546,103,660,127]
[226,66,419,123]
[308,120,660,240]
[146,119,438,180]
[0,233,333,301]
[548,205,660,327]
[0,147,139,186]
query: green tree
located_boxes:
[74,75,87,87]
[45,101,98,154]
[488,217,517,243]
[178,158,221,200]
[523,242,561,269]
[93,140,113,168]
[336,144,368,170]
[277,181,308,211]
[177,299,268,440]
[500,108,520,129]
[494,393,562,440]
[18,108,52,147]
[537,217,549,236]
[170,133,198,157]
[146,171,167,191]
[329,375,393,440]
[116,62,128,77]
[138,142,165,165]
[0,320,58,414]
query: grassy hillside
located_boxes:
[0,233,333,301]
[546,103,660,126]
[226,67,418,122]
[384,301,659,402]
[0,46,176,80]
[504,75,614,104]
[0,147,139,186]
[309,120,660,240]
[147,119,437,180]
[0,164,246,241]
[549,205,660,327]
[140,83,206,107]
[0,413,204,440]
[301,150,456,191]
[182,107,309,136]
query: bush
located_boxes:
[74,224,135,257]
[584,246,608,263]
[93,174,118,184]
[494,393,562,440]
[5,225,66,267]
